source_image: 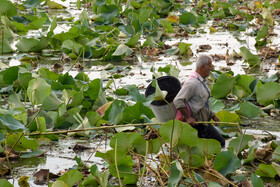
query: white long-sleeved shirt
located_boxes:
[173,73,213,117]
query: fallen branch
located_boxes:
[28,121,240,136]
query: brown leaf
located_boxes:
[273,9,280,15]
[96,102,113,116]
[72,144,91,152]
[146,48,159,56]
[234,14,243,21]
[197,45,212,52]
[0,164,10,176]
[259,47,278,58]
[33,169,59,185]
[210,54,225,61]
[255,147,272,162]
[238,180,253,187]
[204,169,231,186]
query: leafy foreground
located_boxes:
[0,63,280,186]
[1,0,280,186]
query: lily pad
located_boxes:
[213,151,241,176]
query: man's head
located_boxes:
[196,55,213,78]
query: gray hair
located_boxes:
[196,55,212,70]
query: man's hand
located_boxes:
[186,117,196,126]
[212,115,220,126]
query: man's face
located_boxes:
[203,61,214,77]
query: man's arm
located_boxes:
[177,107,196,126]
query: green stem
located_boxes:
[163,98,175,162]
[115,139,122,187]
[139,141,149,186]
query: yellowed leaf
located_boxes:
[262,8,274,26]
[167,15,179,23]
[254,1,262,9]
[209,27,217,33]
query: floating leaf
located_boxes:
[256,82,280,106]
[215,111,241,126]
[47,1,65,9]
[20,149,47,158]
[213,151,241,176]
[179,12,196,26]
[239,46,261,66]
[237,102,264,117]
[104,100,126,124]
[250,173,264,187]
[168,160,183,187]
[256,26,268,41]
[6,133,39,151]
[255,164,277,178]
[16,37,48,52]
[112,44,133,56]
[228,134,252,155]
[178,42,192,57]
[3,66,19,84]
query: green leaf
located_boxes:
[0,114,26,130]
[112,44,133,56]
[0,39,14,53]
[0,180,13,187]
[117,102,154,125]
[256,82,280,106]
[6,133,39,151]
[255,164,277,178]
[213,151,241,176]
[52,180,69,187]
[42,92,63,111]
[108,155,134,178]
[58,169,83,186]
[179,12,196,26]
[3,66,19,84]
[272,146,280,161]
[197,138,221,158]
[86,111,102,126]
[27,78,51,105]
[228,134,252,155]
[18,72,33,90]
[35,116,46,132]
[237,102,264,117]
[104,100,126,124]
[159,120,199,147]
[47,1,65,9]
[158,64,180,77]
[0,0,17,17]
[256,26,268,41]
[215,111,241,127]
[160,20,174,33]
[211,74,233,99]
[178,42,192,57]
[16,37,48,52]
[110,132,146,155]
[233,75,255,98]
[38,68,61,81]
[126,32,141,47]
[168,160,183,187]
[20,149,46,158]
[239,46,261,66]
[27,17,47,30]
[209,97,225,113]
[250,173,264,187]
[153,80,168,101]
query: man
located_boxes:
[173,55,225,147]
